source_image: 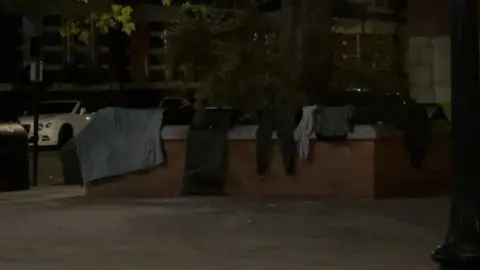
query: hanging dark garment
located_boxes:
[182,108,234,195]
[256,105,297,176]
[403,103,431,169]
[420,103,449,121]
[59,139,83,186]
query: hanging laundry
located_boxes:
[316,105,355,139]
[256,105,297,175]
[403,103,431,170]
[182,108,234,195]
[294,105,318,160]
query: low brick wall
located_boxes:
[373,128,451,198]
[86,140,186,198]
[86,125,450,199]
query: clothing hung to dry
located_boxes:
[70,107,166,184]
[256,105,297,175]
[182,108,234,195]
[294,105,318,160]
[315,105,355,140]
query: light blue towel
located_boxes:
[73,107,165,183]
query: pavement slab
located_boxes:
[0,187,449,270]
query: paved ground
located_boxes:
[20,152,449,269]
[0,185,449,270]
[31,150,64,186]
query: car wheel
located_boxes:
[57,125,73,149]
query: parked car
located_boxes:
[18,100,93,147]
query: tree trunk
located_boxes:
[279,0,333,104]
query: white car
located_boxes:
[18,100,93,147]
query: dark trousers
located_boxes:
[256,106,296,175]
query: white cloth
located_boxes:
[294,106,317,160]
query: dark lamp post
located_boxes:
[432,0,480,269]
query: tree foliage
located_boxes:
[61,0,137,43]
[62,0,283,109]
[166,4,281,110]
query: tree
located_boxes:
[61,0,136,43]
[279,0,333,101]
[166,0,336,109]
[166,3,282,110]
[63,0,334,110]
[61,0,175,41]
[59,0,144,86]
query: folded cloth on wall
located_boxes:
[73,107,165,183]
[316,105,354,138]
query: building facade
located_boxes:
[0,0,193,90]
[1,0,449,106]
[0,0,271,91]
[332,0,405,72]
[407,0,451,117]
[257,0,406,94]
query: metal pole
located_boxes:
[32,62,40,187]
[431,0,480,269]
[28,34,41,188]
[32,87,39,187]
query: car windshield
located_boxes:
[32,102,77,114]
